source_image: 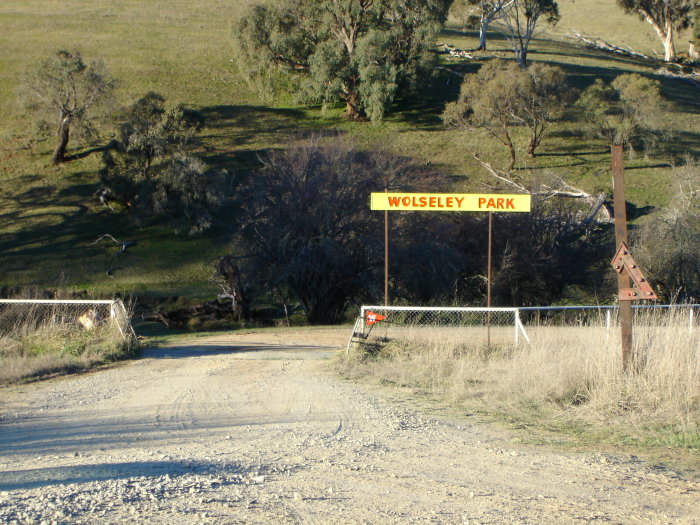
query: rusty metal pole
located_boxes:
[611,145,634,372]
[487,211,493,348]
[384,188,389,308]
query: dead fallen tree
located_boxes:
[145,298,239,329]
[473,153,613,223]
[571,32,656,62]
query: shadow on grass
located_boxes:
[66,143,111,162]
[195,104,345,172]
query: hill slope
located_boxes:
[0,0,698,302]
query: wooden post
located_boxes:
[611,145,634,372]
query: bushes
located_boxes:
[101,92,225,234]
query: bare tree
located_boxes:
[500,0,560,67]
[22,50,115,165]
[634,158,700,302]
[241,136,448,324]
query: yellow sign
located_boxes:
[370,193,531,212]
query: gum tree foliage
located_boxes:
[450,0,514,50]
[235,0,451,121]
[101,93,224,234]
[634,160,700,302]
[499,0,560,67]
[616,0,694,62]
[442,60,570,168]
[575,74,665,150]
[21,50,115,165]
[241,137,452,324]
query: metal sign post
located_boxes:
[611,145,634,370]
[487,211,493,348]
[384,188,389,307]
[610,145,658,372]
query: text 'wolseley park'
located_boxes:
[370,193,532,213]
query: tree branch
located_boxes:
[472,153,612,221]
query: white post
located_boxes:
[606,309,611,330]
[515,309,520,345]
[690,309,694,334]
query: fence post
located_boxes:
[606,310,611,330]
[690,308,694,334]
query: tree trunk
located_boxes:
[344,89,365,120]
[504,127,516,169]
[527,141,536,157]
[478,22,488,50]
[515,48,527,67]
[52,114,71,165]
[663,22,676,62]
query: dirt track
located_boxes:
[1,328,698,524]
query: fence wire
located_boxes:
[351,306,523,350]
[349,304,698,352]
[518,305,698,332]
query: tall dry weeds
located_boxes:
[341,309,699,438]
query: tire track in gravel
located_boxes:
[1,328,699,524]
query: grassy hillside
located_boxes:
[0,0,698,303]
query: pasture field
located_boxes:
[0,0,698,298]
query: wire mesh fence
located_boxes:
[349,306,526,352]
[348,304,698,352]
[518,304,699,332]
[0,299,134,342]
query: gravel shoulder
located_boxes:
[1,328,698,524]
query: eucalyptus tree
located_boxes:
[616,0,694,62]
[450,0,515,50]
[21,50,115,165]
[235,0,452,121]
[442,60,570,168]
[575,74,665,150]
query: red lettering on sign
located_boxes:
[419,196,427,207]
[506,198,514,209]
[487,198,496,208]
[402,196,411,206]
[478,197,486,208]
[429,196,436,207]
[388,196,402,207]
[455,197,465,208]
[446,197,454,208]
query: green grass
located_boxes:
[0,0,698,302]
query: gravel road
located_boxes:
[1,328,698,524]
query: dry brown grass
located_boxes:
[339,309,700,449]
